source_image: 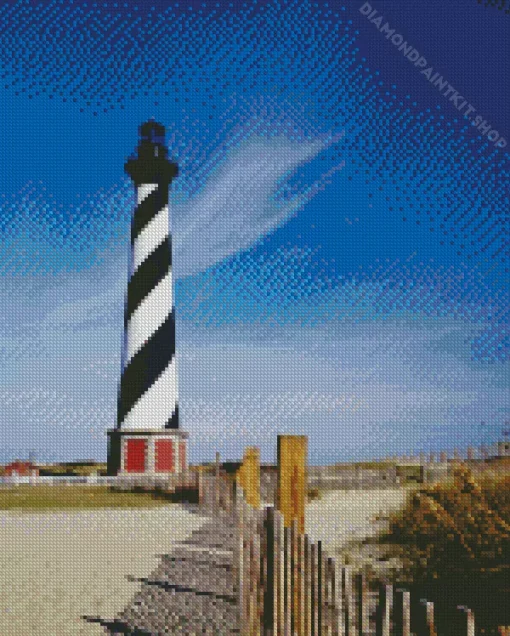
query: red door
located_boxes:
[155,439,174,472]
[125,439,147,472]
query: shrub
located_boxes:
[384,466,510,629]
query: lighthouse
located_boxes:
[107,119,188,475]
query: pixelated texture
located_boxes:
[0,0,508,633]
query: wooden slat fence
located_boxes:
[199,470,339,634]
[234,487,339,635]
[198,468,508,635]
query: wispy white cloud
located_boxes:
[40,268,126,331]
[172,132,344,277]
[1,129,344,281]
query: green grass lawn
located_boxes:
[0,485,178,511]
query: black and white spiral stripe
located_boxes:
[117,182,179,430]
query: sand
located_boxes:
[0,489,411,634]
[305,488,410,568]
[0,505,208,635]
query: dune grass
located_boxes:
[0,485,178,511]
[381,468,510,630]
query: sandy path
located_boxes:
[0,505,208,635]
[305,488,409,556]
[112,513,240,635]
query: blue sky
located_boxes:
[0,0,508,464]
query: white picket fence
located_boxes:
[0,472,198,489]
[0,473,102,486]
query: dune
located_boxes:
[305,487,409,570]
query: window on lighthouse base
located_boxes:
[125,439,147,473]
[155,439,174,472]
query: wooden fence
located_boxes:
[200,472,339,634]
[198,465,236,514]
[236,491,339,635]
[198,469,508,636]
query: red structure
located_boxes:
[124,439,147,473]
[155,439,174,472]
[5,461,39,476]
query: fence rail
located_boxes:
[0,471,198,490]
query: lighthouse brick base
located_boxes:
[107,429,188,476]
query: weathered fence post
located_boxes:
[317,541,324,634]
[304,535,312,636]
[311,543,319,636]
[297,533,306,636]
[342,566,355,636]
[456,606,475,636]
[250,532,262,635]
[375,583,393,636]
[335,558,344,636]
[326,556,338,636]
[237,446,261,509]
[227,473,235,516]
[284,525,292,636]
[290,520,299,636]
[413,599,436,636]
[323,555,330,635]
[263,506,277,636]
[237,487,247,633]
[247,536,255,636]
[354,572,369,636]
[394,589,411,636]
[277,435,307,534]
[275,508,286,636]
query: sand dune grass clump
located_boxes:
[382,466,510,629]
